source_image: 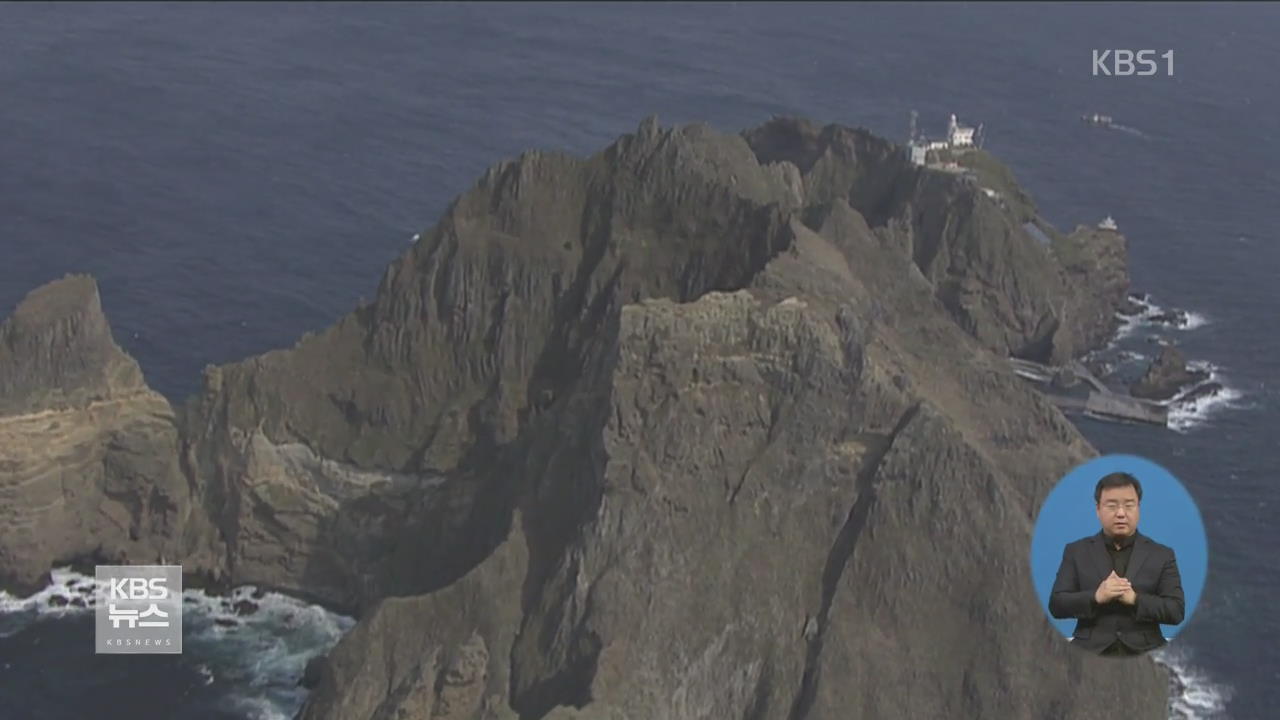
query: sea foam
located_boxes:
[1154,646,1233,719]
[1165,362,1246,433]
[0,567,353,718]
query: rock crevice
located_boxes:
[788,402,922,720]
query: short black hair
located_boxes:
[1094,472,1143,504]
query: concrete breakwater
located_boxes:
[1009,358,1169,426]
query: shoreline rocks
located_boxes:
[1131,345,1210,400]
[1148,309,1190,327]
[232,600,259,616]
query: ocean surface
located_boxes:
[1,4,1276,718]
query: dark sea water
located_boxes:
[1,4,1276,718]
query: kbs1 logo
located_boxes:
[95,565,182,654]
[1092,50,1174,76]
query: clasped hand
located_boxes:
[1095,570,1137,606]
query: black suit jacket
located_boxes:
[1048,531,1185,653]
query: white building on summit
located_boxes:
[946,113,976,147]
[907,111,983,165]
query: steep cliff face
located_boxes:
[0,276,202,596]
[1,117,1166,718]
[0,275,145,417]
[292,187,1164,719]
[1052,224,1132,357]
[179,119,805,610]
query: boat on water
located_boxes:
[1081,113,1113,126]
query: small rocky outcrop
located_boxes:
[0,274,144,417]
[1084,357,1114,379]
[232,599,259,616]
[1148,309,1189,327]
[0,276,217,597]
[1131,345,1210,400]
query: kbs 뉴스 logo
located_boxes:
[95,565,182,654]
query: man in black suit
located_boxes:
[1049,472,1186,656]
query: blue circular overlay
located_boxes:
[1030,454,1208,639]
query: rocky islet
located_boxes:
[0,117,1169,719]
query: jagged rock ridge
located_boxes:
[0,116,1166,719]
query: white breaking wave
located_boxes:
[1109,122,1150,139]
[1140,297,1209,331]
[1178,311,1210,331]
[1165,362,1246,433]
[1168,385,1245,433]
[226,695,293,720]
[0,568,354,718]
[1154,646,1232,719]
[0,567,97,634]
[184,583,355,718]
[1113,310,1145,341]
[1105,295,1241,432]
[1117,294,1210,335]
[1116,349,1148,364]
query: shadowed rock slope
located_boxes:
[1,117,1164,718]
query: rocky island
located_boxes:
[0,117,1170,718]
[1132,344,1211,401]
